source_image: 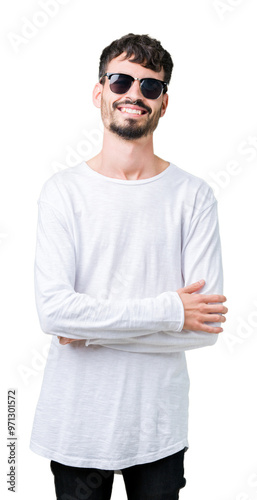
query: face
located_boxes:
[93,53,169,141]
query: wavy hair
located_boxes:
[98,33,173,85]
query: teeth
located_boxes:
[120,107,143,115]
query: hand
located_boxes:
[176,280,228,333]
[58,337,78,345]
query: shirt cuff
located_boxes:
[173,292,185,332]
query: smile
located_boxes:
[118,107,147,116]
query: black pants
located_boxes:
[50,448,186,500]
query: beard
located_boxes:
[101,98,162,141]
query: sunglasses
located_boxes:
[100,73,168,100]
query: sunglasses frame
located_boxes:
[99,73,168,100]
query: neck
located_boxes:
[87,128,168,180]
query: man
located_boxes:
[30,33,228,500]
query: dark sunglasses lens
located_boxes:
[141,79,163,99]
[109,74,132,94]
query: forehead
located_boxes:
[106,53,165,81]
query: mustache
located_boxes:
[113,99,152,115]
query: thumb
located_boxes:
[177,279,205,295]
[58,337,70,345]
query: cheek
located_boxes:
[101,92,118,112]
[149,106,162,121]
[100,98,119,126]
[154,104,164,120]
[101,97,111,115]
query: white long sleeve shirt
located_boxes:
[30,160,223,473]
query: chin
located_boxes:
[110,125,148,140]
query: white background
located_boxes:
[1,0,257,499]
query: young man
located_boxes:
[30,34,228,500]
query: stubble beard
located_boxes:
[101,100,162,141]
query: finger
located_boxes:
[201,294,227,303]
[59,337,73,345]
[59,337,68,345]
[204,304,228,314]
[202,314,226,323]
[59,337,78,344]
[177,280,205,294]
[201,325,223,334]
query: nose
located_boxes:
[124,79,143,100]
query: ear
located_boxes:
[160,92,169,118]
[92,82,102,109]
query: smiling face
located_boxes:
[93,53,169,141]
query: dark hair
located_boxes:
[98,33,173,85]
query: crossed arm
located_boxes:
[58,279,228,345]
[35,197,228,353]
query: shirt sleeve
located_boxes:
[34,200,184,341]
[93,197,224,353]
